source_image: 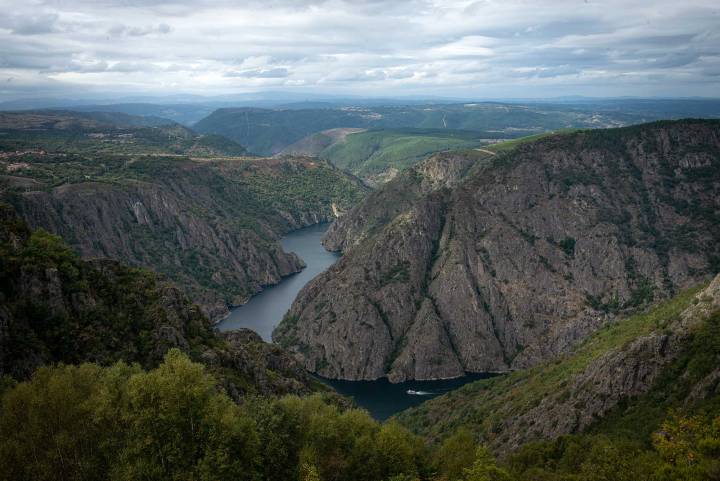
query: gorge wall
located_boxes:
[274,120,720,382]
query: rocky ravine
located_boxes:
[274,120,720,382]
[489,275,720,450]
[393,274,720,452]
[2,156,367,320]
[0,204,322,398]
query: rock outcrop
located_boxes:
[274,120,720,382]
[394,273,720,453]
[0,205,321,398]
[2,155,367,320]
[493,275,720,449]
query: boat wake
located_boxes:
[406,390,433,396]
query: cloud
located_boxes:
[107,23,172,37]
[0,0,718,99]
[225,68,290,78]
[1,13,59,35]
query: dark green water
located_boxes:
[322,374,495,421]
[217,223,494,419]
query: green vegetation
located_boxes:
[0,111,247,157]
[193,103,623,156]
[396,284,706,440]
[318,129,486,182]
[0,206,323,396]
[0,350,427,481]
[557,237,576,257]
[0,209,210,378]
[0,126,247,157]
[195,101,720,156]
[502,308,720,481]
[380,261,412,286]
[484,131,566,154]
[392,277,720,480]
[2,347,718,481]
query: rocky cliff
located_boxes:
[2,149,367,320]
[0,205,322,398]
[0,112,368,320]
[395,274,720,453]
[274,120,720,382]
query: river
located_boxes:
[217,222,494,420]
[216,223,340,341]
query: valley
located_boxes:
[285,128,491,186]
[4,2,720,479]
[0,111,368,320]
[193,99,720,155]
[1,102,720,481]
[217,223,340,341]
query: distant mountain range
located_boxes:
[194,100,720,155]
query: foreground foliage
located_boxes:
[0,350,424,481]
[1,347,718,481]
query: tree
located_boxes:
[433,428,477,481]
[112,349,260,481]
[462,446,511,481]
[653,413,720,481]
[0,363,122,481]
[300,462,321,481]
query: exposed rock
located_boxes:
[484,274,720,450]
[394,274,720,453]
[4,156,367,320]
[0,205,322,398]
[276,120,720,381]
[204,329,322,398]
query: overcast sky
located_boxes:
[0,0,718,101]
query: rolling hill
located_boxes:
[0,110,247,157]
[193,99,720,156]
[284,128,490,185]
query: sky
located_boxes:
[0,0,719,101]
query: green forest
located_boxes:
[1,348,718,481]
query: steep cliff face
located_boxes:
[0,205,322,398]
[0,112,367,320]
[11,175,303,320]
[322,150,485,253]
[395,275,720,452]
[2,155,367,320]
[274,120,720,382]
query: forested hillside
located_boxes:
[397,275,720,480]
[193,100,720,156]
[0,205,323,398]
[2,257,719,481]
[284,128,489,185]
[0,110,245,157]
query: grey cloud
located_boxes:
[225,68,290,78]
[0,0,718,98]
[108,23,172,37]
[107,62,162,72]
[1,13,59,35]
